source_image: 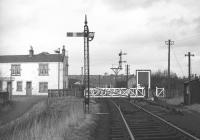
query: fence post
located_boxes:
[156,87,158,97]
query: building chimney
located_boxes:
[29,46,34,57]
[62,45,65,56]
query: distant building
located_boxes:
[0,46,69,95]
[127,75,136,88]
[184,79,200,105]
[69,75,116,88]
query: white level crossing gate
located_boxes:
[156,87,165,97]
[84,88,145,98]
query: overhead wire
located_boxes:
[166,32,200,77]
[171,46,186,77]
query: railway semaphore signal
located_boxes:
[111,50,127,87]
[67,15,95,113]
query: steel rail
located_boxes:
[131,101,200,140]
[111,100,135,140]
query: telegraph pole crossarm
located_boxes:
[185,52,195,81]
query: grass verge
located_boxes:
[0,96,99,140]
[164,96,184,105]
[185,104,200,114]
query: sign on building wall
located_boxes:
[136,70,151,89]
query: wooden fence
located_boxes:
[48,88,83,97]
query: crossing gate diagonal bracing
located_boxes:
[84,88,145,98]
[156,87,165,97]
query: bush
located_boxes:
[151,70,185,97]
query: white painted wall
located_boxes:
[0,62,68,95]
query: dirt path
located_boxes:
[0,96,47,126]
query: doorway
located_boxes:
[26,82,32,95]
[7,81,12,98]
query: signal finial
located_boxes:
[85,14,88,25]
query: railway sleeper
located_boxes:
[125,116,155,121]
[133,128,176,134]
[130,129,175,135]
[136,134,190,140]
[130,125,165,130]
[132,126,176,132]
[133,129,177,135]
[127,116,157,120]
[122,110,139,114]
[128,121,162,125]
[134,132,184,139]
[134,132,179,138]
[110,135,124,140]
[111,138,125,140]
[127,119,158,124]
[111,129,123,133]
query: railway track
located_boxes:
[109,98,199,140]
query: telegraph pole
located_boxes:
[125,64,130,88]
[185,52,194,81]
[185,52,194,105]
[81,67,83,85]
[165,39,174,97]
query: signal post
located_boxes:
[67,15,94,113]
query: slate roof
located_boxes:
[0,54,64,63]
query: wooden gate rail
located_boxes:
[84,88,145,98]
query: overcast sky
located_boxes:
[0,0,200,76]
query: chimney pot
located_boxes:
[29,46,34,57]
[62,45,65,56]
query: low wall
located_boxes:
[48,88,83,97]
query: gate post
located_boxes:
[145,86,148,98]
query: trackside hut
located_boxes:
[184,79,200,105]
[0,47,69,95]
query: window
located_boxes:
[39,82,48,93]
[11,64,21,76]
[17,81,22,91]
[39,64,49,76]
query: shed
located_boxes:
[184,79,200,105]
